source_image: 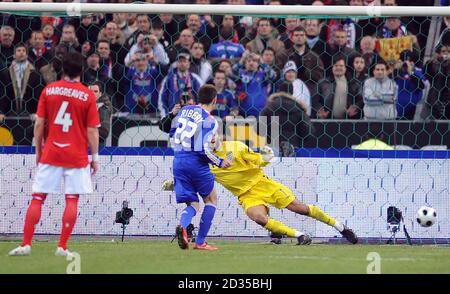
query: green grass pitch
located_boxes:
[2,239,450,274]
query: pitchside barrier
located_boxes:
[1,147,448,243]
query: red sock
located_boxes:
[22,193,47,247]
[58,195,79,250]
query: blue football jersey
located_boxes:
[170,105,223,167]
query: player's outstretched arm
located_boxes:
[34,116,46,165]
[240,145,272,167]
[87,127,100,175]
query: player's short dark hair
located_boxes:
[198,84,217,104]
[63,51,83,79]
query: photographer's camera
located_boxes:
[115,201,133,225]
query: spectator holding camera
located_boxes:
[158,51,203,116]
[158,91,196,134]
[125,53,161,114]
[124,32,169,67]
[394,50,427,120]
[125,14,152,48]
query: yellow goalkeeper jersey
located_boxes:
[211,141,269,197]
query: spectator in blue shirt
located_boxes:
[211,70,238,118]
[231,50,277,117]
[208,26,245,66]
[125,54,161,114]
[394,50,427,120]
[158,51,204,116]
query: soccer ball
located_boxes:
[416,206,437,227]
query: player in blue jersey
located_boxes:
[170,84,232,251]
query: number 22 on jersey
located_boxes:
[173,117,198,148]
[54,101,73,133]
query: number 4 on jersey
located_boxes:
[54,101,73,133]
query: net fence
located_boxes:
[0,1,449,243]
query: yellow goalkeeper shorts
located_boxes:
[238,176,295,213]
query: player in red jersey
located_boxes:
[9,51,100,257]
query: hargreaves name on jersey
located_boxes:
[46,86,89,101]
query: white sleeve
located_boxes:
[153,43,170,66]
[192,73,205,87]
[124,44,139,67]
[203,118,223,167]
[158,76,168,117]
[200,61,213,83]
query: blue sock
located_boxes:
[180,205,197,229]
[196,204,216,245]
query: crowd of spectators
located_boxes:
[0,0,449,129]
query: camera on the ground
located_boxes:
[115,200,133,225]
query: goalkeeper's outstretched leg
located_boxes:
[245,205,312,245]
[285,199,358,244]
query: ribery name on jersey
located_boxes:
[180,109,203,124]
[46,87,89,102]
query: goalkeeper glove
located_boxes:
[162,179,174,191]
[260,146,274,162]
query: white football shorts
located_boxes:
[32,163,93,194]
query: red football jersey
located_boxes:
[36,80,100,168]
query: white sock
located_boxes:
[333,221,344,232]
[294,230,304,238]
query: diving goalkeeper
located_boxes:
[164,140,358,245]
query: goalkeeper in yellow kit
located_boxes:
[165,140,358,245]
